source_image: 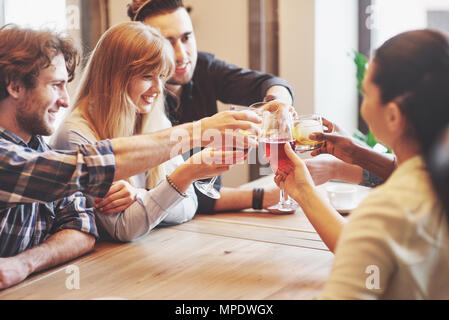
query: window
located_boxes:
[370,0,449,51]
[358,0,449,133]
[0,1,4,26]
[3,0,67,31]
[1,0,83,140]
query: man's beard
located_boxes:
[16,98,53,137]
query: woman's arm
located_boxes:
[310,119,395,181]
[275,143,346,252]
[96,177,198,242]
[96,150,242,242]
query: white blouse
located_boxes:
[51,108,198,242]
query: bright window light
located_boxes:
[4,0,66,31]
[371,0,449,50]
[3,0,70,141]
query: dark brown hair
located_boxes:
[372,29,449,215]
[428,127,449,215]
[127,0,184,21]
[372,29,449,154]
[0,24,79,100]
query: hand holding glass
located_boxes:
[260,110,297,213]
[195,107,259,199]
[294,114,325,152]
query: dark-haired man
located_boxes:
[128,0,295,213]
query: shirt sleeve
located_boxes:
[361,169,385,188]
[95,179,198,242]
[48,192,99,239]
[0,139,115,205]
[206,53,294,106]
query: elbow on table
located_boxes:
[85,235,96,252]
[161,209,196,226]
[114,227,149,243]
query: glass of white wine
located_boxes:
[293,114,324,152]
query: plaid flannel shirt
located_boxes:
[0,127,116,257]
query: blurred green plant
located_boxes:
[351,51,391,153]
[354,51,368,96]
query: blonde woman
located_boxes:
[52,22,238,241]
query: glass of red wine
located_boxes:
[260,109,298,214]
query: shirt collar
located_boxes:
[0,126,44,150]
[392,155,424,179]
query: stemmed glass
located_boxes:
[194,107,260,199]
[260,109,298,213]
[194,175,221,199]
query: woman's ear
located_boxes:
[385,102,405,135]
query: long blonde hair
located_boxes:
[72,22,175,189]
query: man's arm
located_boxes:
[0,229,94,289]
[207,53,294,107]
[212,187,281,212]
[111,111,260,181]
[0,139,116,204]
[0,111,260,204]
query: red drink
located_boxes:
[263,140,295,173]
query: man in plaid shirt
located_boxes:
[0,25,117,290]
[0,25,261,289]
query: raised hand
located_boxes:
[309,132,360,165]
[200,110,261,150]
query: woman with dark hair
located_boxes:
[428,126,449,217]
[274,29,449,299]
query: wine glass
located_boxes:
[293,114,324,152]
[260,109,298,213]
[195,107,260,199]
[194,175,221,199]
[230,104,264,137]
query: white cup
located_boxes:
[326,184,358,209]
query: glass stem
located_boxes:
[279,183,286,207]
[206,176,218,192]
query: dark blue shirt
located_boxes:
[165,52,294,213]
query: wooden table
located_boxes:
[0,176,371,300]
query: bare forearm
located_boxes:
[112,122,198,181]
[334,162,364,184]
[213,188,253,212]
[169,165,196,193]
[292,186,346,252]
[16,230,95,276]
[351,145,395,180]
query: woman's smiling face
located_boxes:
[128,74,162,114]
